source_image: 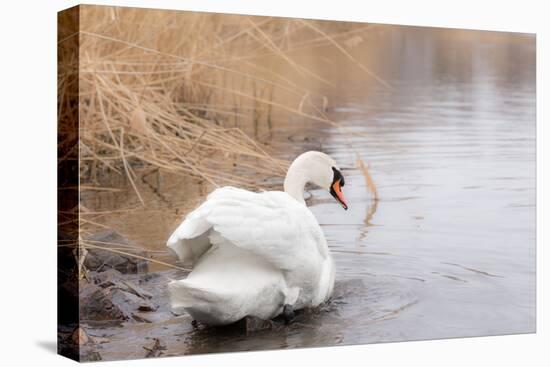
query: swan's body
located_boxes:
[167,151,346,325]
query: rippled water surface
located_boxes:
[313,28,536,341]
[82,27,536,359]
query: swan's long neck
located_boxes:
[283,151,335,205]
[283,161,309,205]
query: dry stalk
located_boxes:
[61,7,380,206]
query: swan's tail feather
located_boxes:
[168,279,223,309]
[168,279,240,325]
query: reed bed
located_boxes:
[58,5,385,274]
[58,6,383,205]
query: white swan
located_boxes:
[167,151,347,325]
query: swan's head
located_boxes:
[284,151,348,210]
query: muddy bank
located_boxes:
[71,270,393,361]
[63,230,413,361]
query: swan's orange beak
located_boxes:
[330,180,348,210]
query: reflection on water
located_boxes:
[317,27,535,342]
[312,25,535,341]
[82,26,535,358]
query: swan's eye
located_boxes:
[331,167,344,187]
[330,167,348,210]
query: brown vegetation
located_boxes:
[58,6,381,202]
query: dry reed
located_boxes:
[59,6,384,198]
[59,6,384,269]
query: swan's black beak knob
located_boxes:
[330,168,348,210]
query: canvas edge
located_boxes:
[57,4,81,362]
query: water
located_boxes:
[81,26,536,359]
[313,27,535,341]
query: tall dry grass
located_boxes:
[58,5,386,274]
[58,6,382,206]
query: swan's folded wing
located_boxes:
[166,190,223,265]
[167,186,326,269]
[205,187,326,270]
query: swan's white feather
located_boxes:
[167,186,335,324]
[168,187,326,269]
[169,243,291,325]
